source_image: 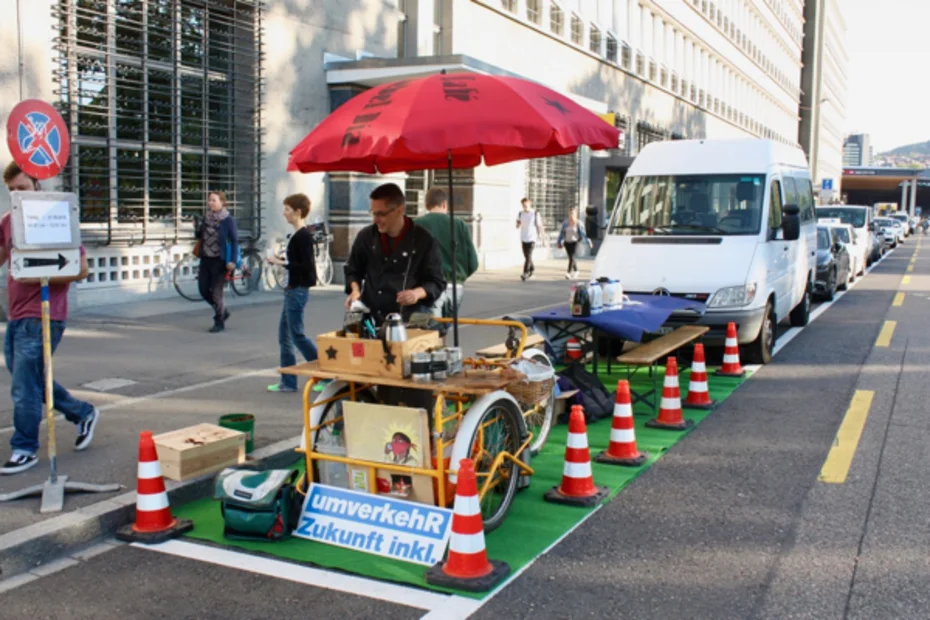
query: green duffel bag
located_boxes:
[214,468,302,542]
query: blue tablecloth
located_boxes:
[531,294,706,343]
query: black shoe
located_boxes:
[75,408,100,451]
[2,452,38,475]
[209,323,225,333]
[223,310,230,323]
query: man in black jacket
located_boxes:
[344,183,446,325]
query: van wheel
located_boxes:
[790,280,812,327]
[744,302,775,364]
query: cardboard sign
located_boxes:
[294,483,453,566]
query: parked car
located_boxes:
[815,205,870,277]
[815,225,851,301]
[868,230,886,265]
[594,139,817,366]
[873,216,903,247]
[889,211,911,236]
[827,223,857,284]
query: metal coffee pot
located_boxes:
[382,313,408,343]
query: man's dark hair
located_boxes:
[425,188,447,210]
[3,162,38,188]
[370,183,405,209]
[284,193,311,218]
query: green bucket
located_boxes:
[219,413,255,453]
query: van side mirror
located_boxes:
[782,204,801,241]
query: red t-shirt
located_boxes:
[0,212,86,321]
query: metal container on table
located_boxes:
[410,352,432,383]
[431,350,449,381]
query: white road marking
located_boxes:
[136,539,481,616]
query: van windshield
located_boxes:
[609,174,766,236]
[816,207,867,228]
[833,227,851,244]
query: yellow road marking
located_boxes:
[902,275,911,286]
[907,265,914,272]
[819,391,876,484]
[893,292,905,307]
[876,320,897,347]
[910,257,917,264]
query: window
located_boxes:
[671,72,679,92]
[526,0,541,25]
[502,0,517,12]
[590,26,601,54]
[550,2,563,35]
[660,66,668,87]
[769,180,783,230]
[636,52,645,75]
[55,0,263,232]
[609,174,767,236]
[648,59,657,82]
[816,227,830,250]
[526,153,581,231]
[571,15,583,45]
[621,43,632,68]
[606,35,618,63]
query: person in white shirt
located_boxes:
[516,198,545,280]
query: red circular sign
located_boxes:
[6,99,71,180]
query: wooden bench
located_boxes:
[476,333,545,359]
[615,325,710,414]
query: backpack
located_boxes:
[556,363,615,423]
[215,468,301,541]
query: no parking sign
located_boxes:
[6,99,70,180]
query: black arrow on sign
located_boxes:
[23,254,69,270]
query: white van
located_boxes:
[593,139,817,364]
[815,205,871,278]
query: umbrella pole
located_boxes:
[447,151,459,347]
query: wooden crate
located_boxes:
[153,423,246,482]
[317,329,442,379]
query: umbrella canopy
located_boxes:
[287,72,619,173]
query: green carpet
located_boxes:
[173,365,749,599]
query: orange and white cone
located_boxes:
[684,343,718,410]
[716,322,746,377]
[426,459,510,592]
[596,380,649,466]
[545,405,609,507]
[116,431,193,544]
[646,357,695,431]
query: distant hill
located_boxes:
[880,140,930,157]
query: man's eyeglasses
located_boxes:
[370,206,399,218]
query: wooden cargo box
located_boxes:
[154,423,246,482]
[317,329,443,379]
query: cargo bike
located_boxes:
[283,317,557,531]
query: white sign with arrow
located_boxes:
[10,248,81,279]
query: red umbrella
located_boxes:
[288,72,618,173]
[287,72,619,344]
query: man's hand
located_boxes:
[345,288,361,309]
[266,255,286,266]
[226,262,236,272]
[396,287,425,307]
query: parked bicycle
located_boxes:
[269,220,334,289]
[173,243,264,302]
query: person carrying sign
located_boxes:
[0,162,99,475]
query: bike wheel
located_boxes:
[466,396,522,533]
[315,244,334,286]
[232,249,263,296]
[521,348,556,456]
[172,254,202,302]
[270,263,287,290]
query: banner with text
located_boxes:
[294,484,453,566]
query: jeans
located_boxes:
[198,256,227,324]
[5,318,93,455]
[279,288,318,390]
[521,242,536,275]
[432,283,464,318]
[564,241,578,273]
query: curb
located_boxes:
[0,436,301,582]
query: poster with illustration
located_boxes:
[343,401,435,505]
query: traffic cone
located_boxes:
[565,337,583,364]
[684,343,718,410]
[545,405,609,507]
[426,459,510,592]
[646,357,695,431]
[116,431,193,544]
[716,322,746,377]
[595,380,649,466]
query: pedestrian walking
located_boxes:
[1,162,100,475]
[196,191,239,333]
[415,188,479,317]
[516,198,545,280]
[266,194,318,393]
[557,207,591,279]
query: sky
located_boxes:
[843,0,930,153]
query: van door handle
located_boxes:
[783,246,789,252]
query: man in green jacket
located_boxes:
[415,188,479,317]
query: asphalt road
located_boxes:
[3,245,930,619]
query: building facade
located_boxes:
[843,133,872,167]
[798,0,847,203]
[3,0,807,306]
